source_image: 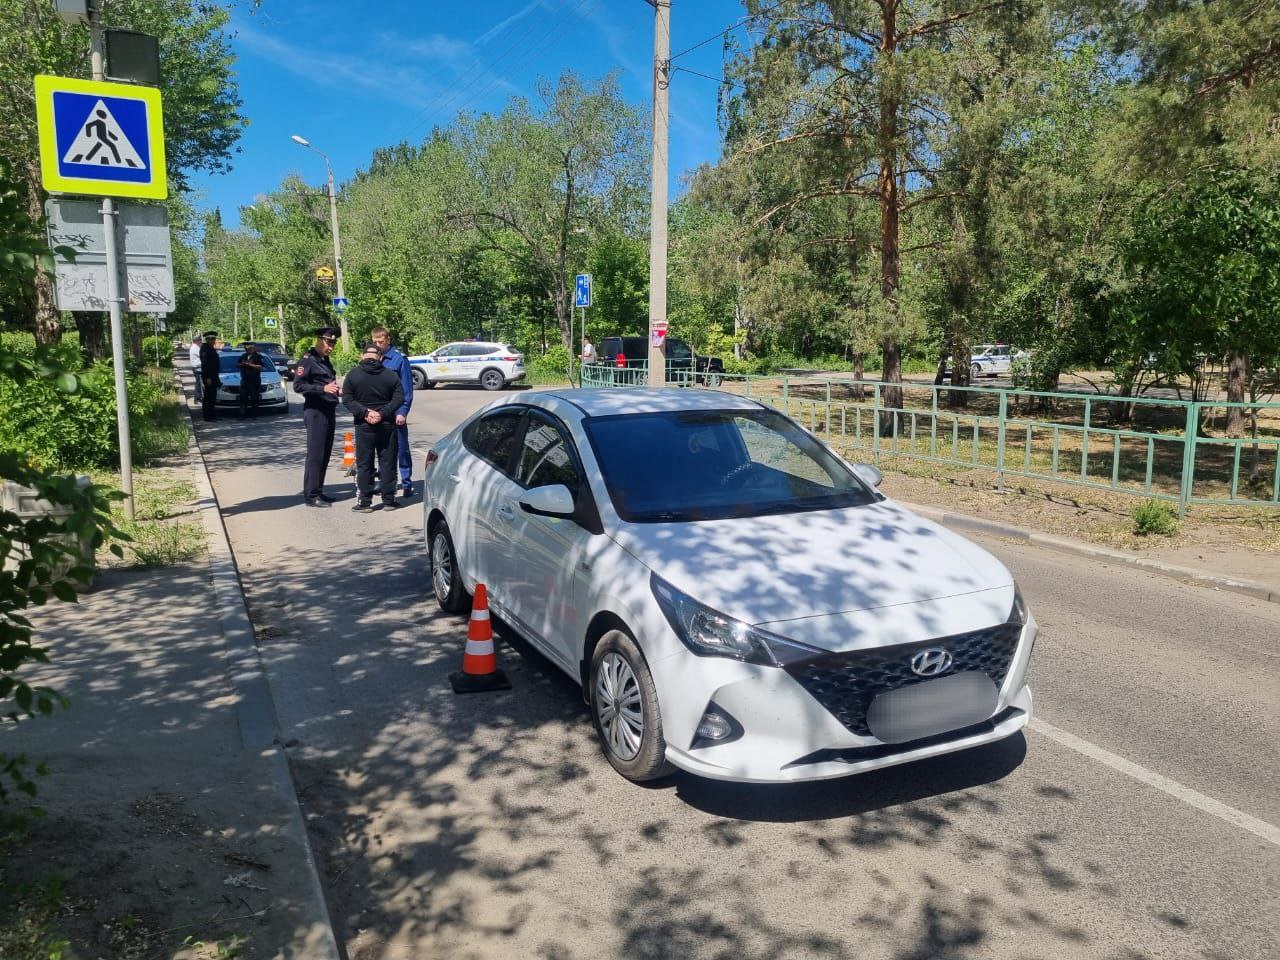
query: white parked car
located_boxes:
[408,341,525,391]
[969,344,1029,379]
[423,389,1035,784]
[213,350,288,413]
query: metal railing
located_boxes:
[580,363,1280,513]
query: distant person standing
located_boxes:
[189,336,203,402]
[294,327,342,507]
[342,341,405,512]
[237,342,265,418]
[581,336,595,364]
[371,326,414,498]
[198,331,221,421]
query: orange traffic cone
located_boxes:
[449,584,511,693]
[342,430,355,475]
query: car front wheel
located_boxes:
[429,519,470,613]
[479,368,505,391]
[970,362,982,380]
[411,367,428,390]
[589,630,673,782]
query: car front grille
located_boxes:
[784,622,1022,737]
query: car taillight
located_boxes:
[501,356,520,362]
[424,450,438,471]
[615,354,626,368]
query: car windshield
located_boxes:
[583,409,878,523]
[219,352,274,375]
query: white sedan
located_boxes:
[408,341,525,391]
[423,389,1035,784]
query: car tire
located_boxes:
[705,372,723,389]
[479,368,505,391]
[429,519,470,613]
[589,630,674,783]
[970,362,982,380]
[411,367,428,390]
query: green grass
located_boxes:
[91,469,205,569]
[0,829,70,960]
[1131,499,1179,536]
[133,368,190,465]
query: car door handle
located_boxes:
[497,504,516,522]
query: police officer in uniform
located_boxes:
[294,327,342,506]
[198,331,221,421]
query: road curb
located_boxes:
[901,500,1278,605]
[181,381,343,960]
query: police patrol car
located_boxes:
[408,341,525,391]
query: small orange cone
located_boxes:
[449,584,511,693]
[342,430,355,475]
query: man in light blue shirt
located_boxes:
[372,326,415,498]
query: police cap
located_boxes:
[202,330,219,340]
[314,326,341,341]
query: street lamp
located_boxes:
[290,134,350,350]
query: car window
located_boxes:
[668,340,692,360]
[436,345,462,358]
[518,415,582,494]
[464,411,523,474]
[218,353,244,373]
[584,409,878,523]
[463,344,494,357]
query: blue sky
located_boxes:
[192,0,747,225]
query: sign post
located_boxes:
[34,14,167,520]
[573,273,591,387]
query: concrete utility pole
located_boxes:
[646,0,671,387]
[291,134,350,351]
[88,2,135,519]
[277,303,286,348]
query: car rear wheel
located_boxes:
[970,362,982,380]
[479,368,505,391]
[589,630,673,782]
[429,520,470,613]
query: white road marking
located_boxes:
[1029,718,1280,849]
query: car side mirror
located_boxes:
[519,484,576,518]
[853,463,883,488]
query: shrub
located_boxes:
[1131,499,1178,536]
[0,361,185,471]
[140,335,173,367]
[525,344,571,385]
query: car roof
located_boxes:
[536,388,762,418]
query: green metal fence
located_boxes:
[580,363,1280,513]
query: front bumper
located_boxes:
[216,384,288,407]
[650,618,1036,783]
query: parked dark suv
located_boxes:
[597,336,725,386]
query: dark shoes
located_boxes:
[382,499,402,510]
[315,492,336,503]
[304,497,330,508]
[401,484,413,499]
[353,500,374,513]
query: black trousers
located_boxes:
[238,379,261,417]
[355,420,399,502]
[302,406,336,499]
[202,375,219,420]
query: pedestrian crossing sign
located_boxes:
[34,75,167,200]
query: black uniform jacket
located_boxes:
[293,348,339,411]
[199,344,221,383]
[341,359,405,424]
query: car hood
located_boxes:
[611,498,1013,642]
[219,371,282,386]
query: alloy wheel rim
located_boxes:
[431,533,452,600]
[483,372,501,389]
[595,652,643,761]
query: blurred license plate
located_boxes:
[866,671,998,744]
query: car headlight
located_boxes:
[650,574,822,667]
[1008,584,1029,625]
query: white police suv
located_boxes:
[408,341,526,391]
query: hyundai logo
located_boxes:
[910,648,953,677]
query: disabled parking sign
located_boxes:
[35,75,167,200]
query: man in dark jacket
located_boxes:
[237,342,266,418]
[294,327,342,507]
[341,341,406,512]
[198,331,221,421]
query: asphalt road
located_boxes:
[187,365,1279,960]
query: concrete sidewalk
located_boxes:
[1,491,336,957]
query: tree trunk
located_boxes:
[877,2,903,434]
[75,311,107,364]
[948,330,970,408]
[23,159,61,344]
[1225,348,1247,437]
[851,352,865,400]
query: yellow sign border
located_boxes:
[35,74,167,200]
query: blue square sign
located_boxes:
[574,273,591,308]
[36,75,167,200]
